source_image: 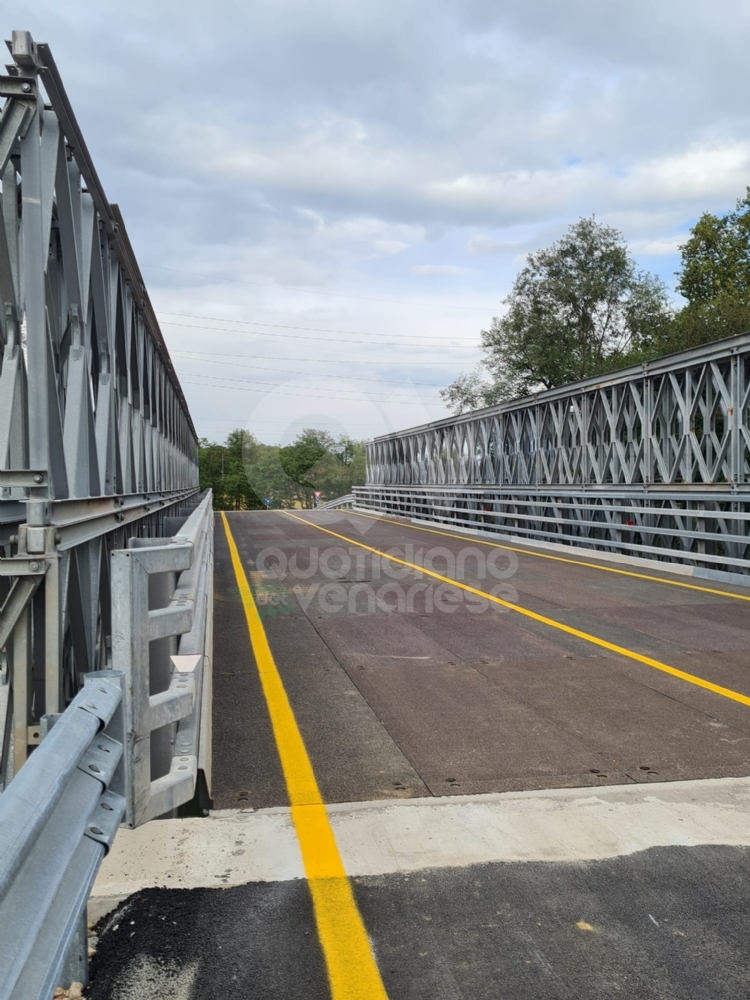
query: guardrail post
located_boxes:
[111,492,213,827]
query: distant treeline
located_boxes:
[199,428,366,510]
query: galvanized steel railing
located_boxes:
[113,489,214,828]
[0,673,125,1000]
[316,494,355,511]
[0,489,213,998]
[360,334,750,573]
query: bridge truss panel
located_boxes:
[367,338,750,490]
[0,32,199,780]
[363,336,750,573]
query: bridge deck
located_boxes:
[90,509,750,999]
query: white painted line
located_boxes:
[93,776,750,898]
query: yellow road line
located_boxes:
[285,511,750,710]
[221,512,389,1000]
[341,507,750,604]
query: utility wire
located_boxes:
[178,370,440,400]
[158,310,477,343]
[145,265,486,312]
[178,373,443,405]
[168,349,458,366]
[173,352,447,387]
[161,319,480,350]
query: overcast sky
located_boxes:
[7,2,750,443]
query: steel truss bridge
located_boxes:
[0,30,212,1000]
[359,334,750,576]
[3,24,750,1000]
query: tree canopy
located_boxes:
[199,427,366,510]
[442,218,672,412]
[666,189,750,352]
[443,196,750,414]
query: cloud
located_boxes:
[466,235,525,256]
[6,0,750,442]
[411,264,473,275]
[629,237,686,257]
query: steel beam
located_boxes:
[0,31,199,775]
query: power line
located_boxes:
[197,419,382,427]
[173,352,448,387]
[169,349,457,367]
[158,311,477,343]
[178,373,443,405]
[178,371,440,401]
[160,318,481,350]
[145,265,486,312]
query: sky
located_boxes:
[6,2,750,443]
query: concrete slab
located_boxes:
[93,776,750,894]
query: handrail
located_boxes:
[0,674,125,1000]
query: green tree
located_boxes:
[244,446,299,508]
[198,430,265,511]
[442,218,672,413]
[280,429,366,507]
[667,189,750,351]
[198,427,367,510]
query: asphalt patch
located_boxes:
[87,881,329,1000]
[89,844,750,999]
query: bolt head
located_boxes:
[90,826,103,836]
[21,81,31,93]
[29,561,39,572]
[33,473,43,483]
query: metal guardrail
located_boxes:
[353,485,750,572]
[0,674,124,1000]
[316,494,355,511]
[0,490,213,998]
[362,333,750,573]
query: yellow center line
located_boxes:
[341,507,750,603]
[285,510,750,710]
[220,512,389,1000]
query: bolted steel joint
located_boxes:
[83,790,126,853]
[75,677,122,729]
[77,732,123,789]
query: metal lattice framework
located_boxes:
[359,334,750,573]
[0,31,199,780]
